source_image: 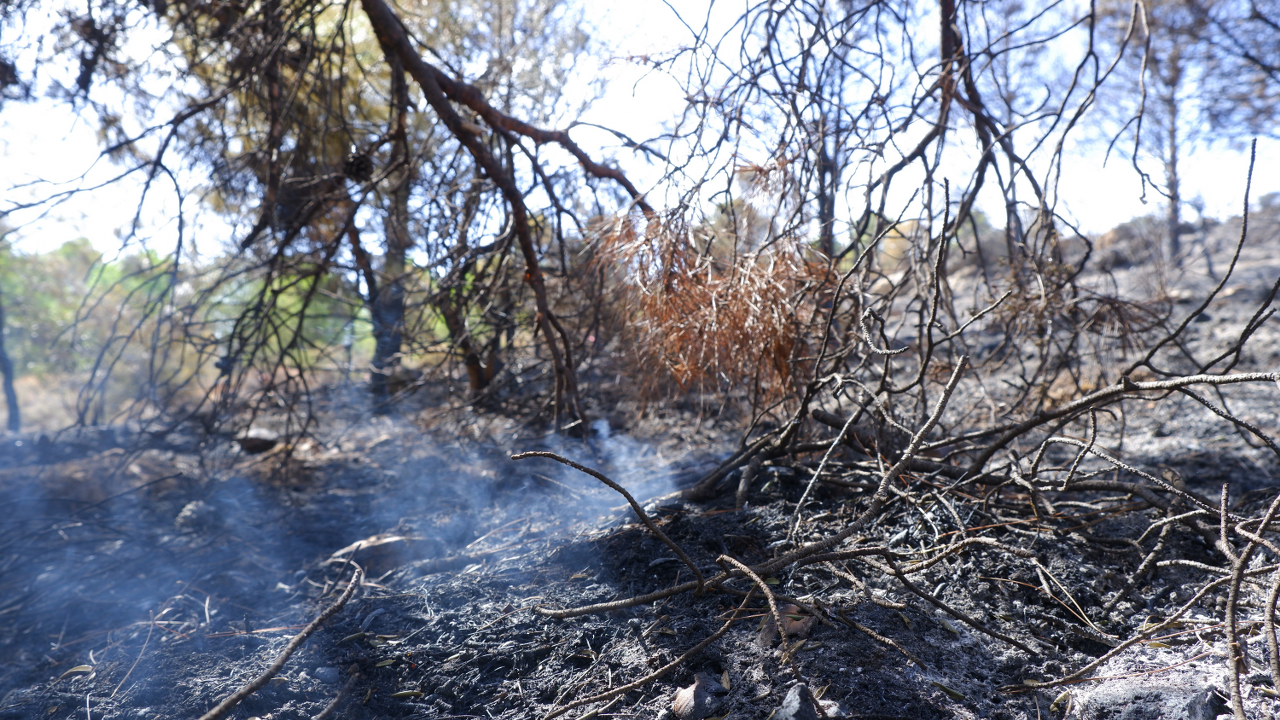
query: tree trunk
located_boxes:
[1160,51,1183,268]
[437,292,490,394]
[816,124,836,258]
[0,288,19,433]
[361,0,588,426]
[369,53,412,406]
[1164,97,1182,267]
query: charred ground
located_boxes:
[3,220,1280,720]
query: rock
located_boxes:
[774,683,821,720]
[672,672,728,720]
[313,666,340,684]
[1071,683,1224,720]
[234,428,279,454]
[174,500,220,532]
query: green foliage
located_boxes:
[0,238,107,377]
[0,239,370,380]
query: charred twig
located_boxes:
[859,554,1038,654]
[512,451,704,591]
[1018,564,1279,691]
[196,565,363,720]
[539,589,756,720]
[736,455,764,511]
[1124,142,1258,380]
[1058,409,1098,492]
[311,668,359,720]
[836,608,926,668]
[110,612,154,697]
[1267,561,1280,693]
[718,555,799,676]
[541,360,971,626]
[760,357,970,576]
[824,561,907,609]
[1176,386,1280,460]
[790,408,860,541]
[685,433,778,501]
[964,372,1280,481]
[1103,522,1173,614]
[535,578,708,619]
[1043,437,1242,521]
[1225,491,1280,719]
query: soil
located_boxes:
[3,217,1280,720]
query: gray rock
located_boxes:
[174,500,219,532]
[774,683,820,720]
[672,673,727,720]
[1071,684,1224,720]
[313,666,340,684]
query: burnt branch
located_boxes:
[196,565,363,720]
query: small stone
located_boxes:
[234,428,279,454]
[774,684,820,720]
[313,666,340,684]
[672,673,727,720]
[174,501,219,532]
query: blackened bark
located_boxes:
[1164,92,1182,266]
[437,296,489,394]
[369,52,411,406]
[0,288,19,433]
[360,0,588,425]
[816,131,836,258]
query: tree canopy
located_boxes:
[1,0,1278,436]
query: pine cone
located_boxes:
[343,153,373,182]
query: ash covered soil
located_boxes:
[3,219,1280,720]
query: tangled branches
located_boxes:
[517,147,1280,719]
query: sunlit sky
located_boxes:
[2,0,1277,256]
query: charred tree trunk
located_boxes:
[0,288,19,433]
[437,291,490,395]
[369,53,412,406]
[431,177,495,397]
[1159,44,1184,269]
[361,0,593,427]
[1163,92,1182,267]
[816,129,836,258]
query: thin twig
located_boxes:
[111,611,154,697]
[1225,491,1280,720]
[197,565,364,720]
[718,555,799,677]
[312,669,359,720]
[512,451,705,591]
[790,408,860,541]
[836,608,926,668]
[539,589,756,720]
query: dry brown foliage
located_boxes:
[591,211,834,406]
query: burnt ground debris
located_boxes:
[2,226,1280,719]
[0,416,1276,720]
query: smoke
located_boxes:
[0,405,722,714]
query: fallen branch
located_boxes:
[197,565,364,720]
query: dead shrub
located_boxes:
[591,212,832,407]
